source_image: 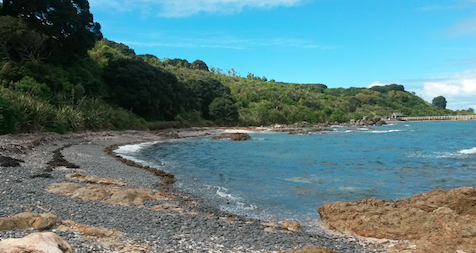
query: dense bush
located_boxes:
[103,58,184,120]
[0,96,16,134]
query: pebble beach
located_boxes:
[0,129,387,252]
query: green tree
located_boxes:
[208,96,239,123]
[103,58,184,120]
[1,0,102,60]
[432,96,447,109]
[0,16,51,63]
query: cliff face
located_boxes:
[318,187,476,252]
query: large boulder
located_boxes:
[0,232,73,253]
[318,187,476,252]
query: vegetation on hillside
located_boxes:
[0,0,473,135]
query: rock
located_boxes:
[104,189,154,206]
[47,182,84,196]
[212,133,251,141]
[70,186,111,201]
[318,187,476,252]
[0,213,60,231]
[54,220,123,238]
[0,232,73,253]
[264,227,277,233]
[47,183,170,205]
[288,130,309,135]
[274,245,337,253]
[65,173,127,186]
[281,221,302,233]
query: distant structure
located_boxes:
[391,112,403,119]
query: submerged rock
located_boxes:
[0,232,73,253]
[318,186,476,252]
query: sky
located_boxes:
[89,0,476,110]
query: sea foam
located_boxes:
[459,147,476,154]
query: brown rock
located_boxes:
[31,213,60,230]
[70,186,111,201]
[318,187,476,252]
[281,221,302,233]
[264,227,277,233]
[0,232,73,253]
[65,173,127,186]
[0,213,60,231]
[104,189,153,206]
[47,183,83,196]
[47,183,171,205]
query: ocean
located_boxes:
[116,121,476,225]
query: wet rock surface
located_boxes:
[319,187,476,252]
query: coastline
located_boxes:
[0,129,387,253]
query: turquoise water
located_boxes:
[117,121,476,224]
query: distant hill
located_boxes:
[0,2,472,134]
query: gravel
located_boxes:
[0,132,387,252]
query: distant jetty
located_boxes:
[400,115,475,121]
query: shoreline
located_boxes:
[0,129,388,252]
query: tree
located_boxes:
[1,0,102,59]
[432,96,447,109]
[102,58,184,120]
[0,16,51,63]
[208,96,239,123]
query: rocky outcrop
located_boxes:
[281,221,303,233]
[0,213,150,252]
[66,173,127,186]
[349,117,386,126]
[0,212,60,231]
[212,133,251,141]
[0,232,73,253]
[261,221,302,234]
[318,187,476,252]
[47,183,171,206]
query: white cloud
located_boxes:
[120,35,334,50]
[411,69,476,110]
[368,81,385,88]
[90,0,306,17]
[445,17,476,37]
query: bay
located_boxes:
[116,121,476,225]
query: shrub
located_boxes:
[0,96,16,134]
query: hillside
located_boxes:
[0,1,469,134]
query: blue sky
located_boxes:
[89,0,476,110]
